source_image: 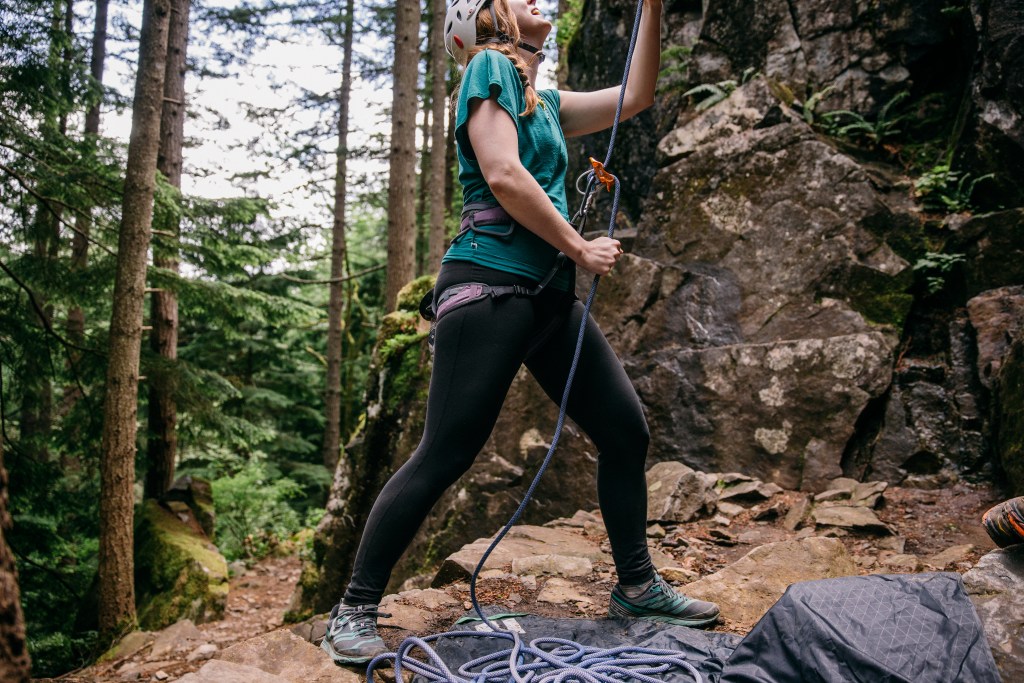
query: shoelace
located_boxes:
[335,608,392,637]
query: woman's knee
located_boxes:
[594,409,650,466]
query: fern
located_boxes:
[684,80,737,111]
[821,91,911,146]
[914,164,995,213]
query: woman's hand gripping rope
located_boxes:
[576,157,624,276]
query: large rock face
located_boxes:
[966,0,1024,207]
[994,339,1024,494]
[590,77,906,489]
[692,0,958,112]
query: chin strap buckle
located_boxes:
[589,157,615,193]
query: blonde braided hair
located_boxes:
[452,0,541,117]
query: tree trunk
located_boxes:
[21,0,70,463]
[145,0,189,500]
[428,0,449,274]
[556,0,569,89]
[64,0,110,414]
[416,101,431,277]
[444,62,458,214]
[383,0,421,311]
[322,0,355,470]
[98,0,171,637]
[0,432,31,683]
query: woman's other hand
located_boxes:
[576,236,624,275]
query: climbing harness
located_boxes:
[418,202,571,350]
[373,1,704,681]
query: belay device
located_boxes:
[384,1,710,682]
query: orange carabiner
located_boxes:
[589,157,615,193]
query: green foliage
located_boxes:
[26,632,101,679]
[555,0,585,53]
[798,85,835,126]
[913,164,995,213]
[657,45,693,95]
[820,91,911,146]
[210,459,304,560]
[683,69,757,111]
[912,252,966,295]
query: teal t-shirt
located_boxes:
[443,49,572,290]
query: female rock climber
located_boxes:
[322,0,720,665]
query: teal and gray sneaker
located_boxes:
[609,572,720,628]
[321,602,391,665]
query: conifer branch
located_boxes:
[273,262,386,285]
[0,162,117,257]
[0,259,102,359]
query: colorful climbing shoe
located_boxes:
[982,496,1024,548]
[609,572,720,628]
[321,602,390,665]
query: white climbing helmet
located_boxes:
[445,0,496,65]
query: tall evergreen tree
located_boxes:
[383,0,421,310]
[20,0,73,465]
[322,0,356,470]
[64,0,110,415]
[98,0,172,637]
[416,93,431,277]
[427,0,448,273]
[145,0,191,500]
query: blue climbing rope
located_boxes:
[366,2,704,681]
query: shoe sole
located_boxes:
[610,610,720,628]
[609,599,720,628]
[320,635,380,665]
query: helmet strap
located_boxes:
[518,41,546,64]
[487,2,513,43]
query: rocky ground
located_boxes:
[46,477,1013,683]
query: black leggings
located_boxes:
[343,261,654,605]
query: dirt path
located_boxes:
[47,555,301,683]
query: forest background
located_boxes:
[0,0,578,675]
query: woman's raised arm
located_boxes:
[557,0,661,138]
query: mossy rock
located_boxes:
[163,475,216,540]
[835,263,915,329]
[396,274,436,313]
[134,500,229,630]
[379,310,420,343]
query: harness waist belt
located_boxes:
[419,281,541,323]
[459,205,513,233]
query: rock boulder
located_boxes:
[682,537,858,630]
[135,500,228,630]
[964,545,1024,681]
